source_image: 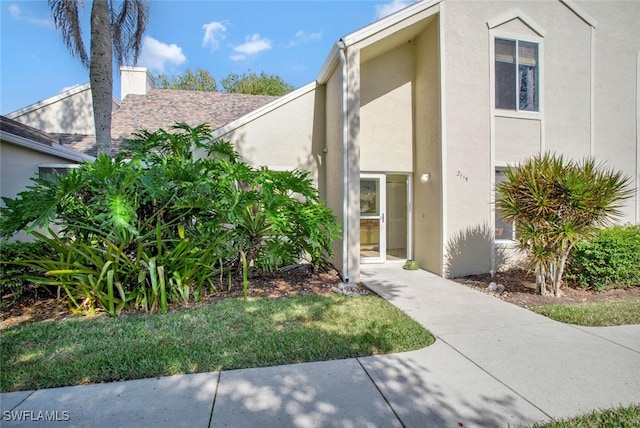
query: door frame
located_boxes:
[359,173,412,264]
[360,173,386,263]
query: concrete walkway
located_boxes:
[2,264,638,427]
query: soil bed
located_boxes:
[3,267,639,329]
[452,268,640,309]
[1,267,353,329]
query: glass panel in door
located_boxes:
[386,175,408,260]
[360,175,385,261]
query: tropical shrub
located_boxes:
[0,123,340,315]
[0,241,55,307]
[565,225,640,291]
[495,152,632,297]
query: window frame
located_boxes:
[490,30,544,120]
[38,163,79,177]
[494,166,517,246]
[494,37,539,113]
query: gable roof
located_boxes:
[112,89,279,140]
[0,115,57,146]
[59,89,279,156]
[0,115,94,162]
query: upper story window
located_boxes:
[495,38,538,112]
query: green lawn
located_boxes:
[1,295,433,392]
[531,298,640,326]
[531,404,640,428]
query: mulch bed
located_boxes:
[452,268,640,309]
[0,267,347,329]
[3,266,639,329]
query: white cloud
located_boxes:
[231,34,272,61]
[9,4,20,17]
[295,30,322,43]
[9,4,53,28]
[375,0,414,19]
[202,21,226,51]
[137,36,186,73]
[286,30,322,47]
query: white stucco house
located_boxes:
[198,0,640,283]
[5,0,639,283]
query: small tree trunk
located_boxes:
[535,263,547,295]
[552,246,571,298]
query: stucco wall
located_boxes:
[576,0,640,224]
[218,87,325,187]
[324,64,346,278]
[360,43,414,172]
[494,116,541,161]
[413,18,444,275]
[0,141,77,241]
[537,4,591,159]
[442,0,604,277]
[442,0,494,277]
[10,87,95,135]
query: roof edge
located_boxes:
[6,83,91,118]
[316,0,442,84]
[317,43,341,85]
[1,130,95,162]
[341,0,443,47]
[210,82,318,140]
[559,0,597,28]
[7,83,120,118]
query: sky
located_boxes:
[0,0,418,115]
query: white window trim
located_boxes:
[487,9,546,37]
[492,33,544,116]
[38,163,81,169]
[488,13,545,270]
[493,164,518,248]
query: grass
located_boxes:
[531,404,640,427]
[531,298,640,326]
[0,294,433,392]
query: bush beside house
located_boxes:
[0,124,340,316]
[565,225,640,291]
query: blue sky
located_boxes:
[1,0,417,115]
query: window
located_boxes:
[495,38,538,112]
[495,169,515,241]
[38,164,76,177]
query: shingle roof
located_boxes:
[0,115,58,146]
[51,133,99,157]
[60,89,279,156]
[1,116,94,162]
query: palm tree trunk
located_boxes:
[90,0,113,156]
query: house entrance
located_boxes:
[360,174,410,263]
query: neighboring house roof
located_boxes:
[50,132,99,157]
[61,89,279,155]
[112,89,279,138]
[0,115,94,162]
[6,83,121,121]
